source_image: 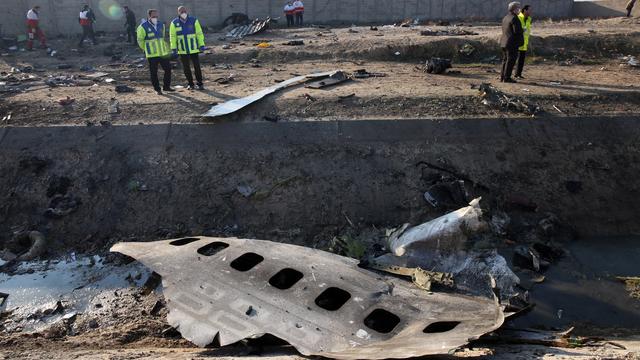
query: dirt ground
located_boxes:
[0,281,638,360]
[1,17,640,126]
[2,16,640,360]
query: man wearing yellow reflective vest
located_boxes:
[170,6,206,90]
[515,5,532,79]
[137,9,174,95]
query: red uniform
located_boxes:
[293,0,304,25]
[284,3,295,27]
[26,9,46,50]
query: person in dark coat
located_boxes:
[124,6,137,44]
[500,2,524,83]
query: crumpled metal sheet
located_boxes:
[305,70,350,89]
[226,18,271,38]
[202,70,339,117]
[388,197,486,256]
[111,236,504,359]
[372,250,520,301]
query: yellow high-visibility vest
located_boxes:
[137,20,171,58]
[170,16,205,55]
[518,13,532,51]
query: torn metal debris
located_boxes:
[372,249,521,302]
[353,69,386,78]
[626,56,640,67]
[420,28,478,36]
[203,70,339,117]
[477,83,541,115]
[305,70,350,89]
[425,58,452,74]
[616,276,640,299]
[111,237,504,359]
[366,261,454,291]
[484,327,623,349]
[226,18,271,39]
[388,198,486,256]
[0,292,8,313]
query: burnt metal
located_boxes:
[112,236,504,359]
[226,18,271,38]
[305,71,350,89]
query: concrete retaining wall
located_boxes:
[1,117,639,251]
[0,0,573,37]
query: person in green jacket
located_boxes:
[515,5,532,79]
[137,9,174,95]
[170,6,206,90]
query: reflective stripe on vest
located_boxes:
[518,14,532,51]
[172,16,199,55]
[141,21,169,58]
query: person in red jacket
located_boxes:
[284,1,295,28]
[26,5,47,50]
[78,4,98,47]
[293,0,304,26]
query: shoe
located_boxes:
[196,84,204,90]
[163,87,176,92]
[155,89,163,95]
[186,84,194,90]
[514,75,524,79]
[504,78,517,83]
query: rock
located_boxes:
[43,322,68,339]
[15,231,47,261]
[57,96,75,106]
[115,84,134,93]
[44,194,81,218]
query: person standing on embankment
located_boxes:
[500,1,525,83]
[515,5,532,79]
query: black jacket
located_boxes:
[125,9,137,27]
[500,13,524,49]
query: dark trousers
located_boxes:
[79,25,97,46]
[295,13,303,25]
[515,50,526,77]
[501,47,518,81]
[179,53,203,86]
[286,15,294,27]
[126,25,136,43]
[148,57,172,91]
